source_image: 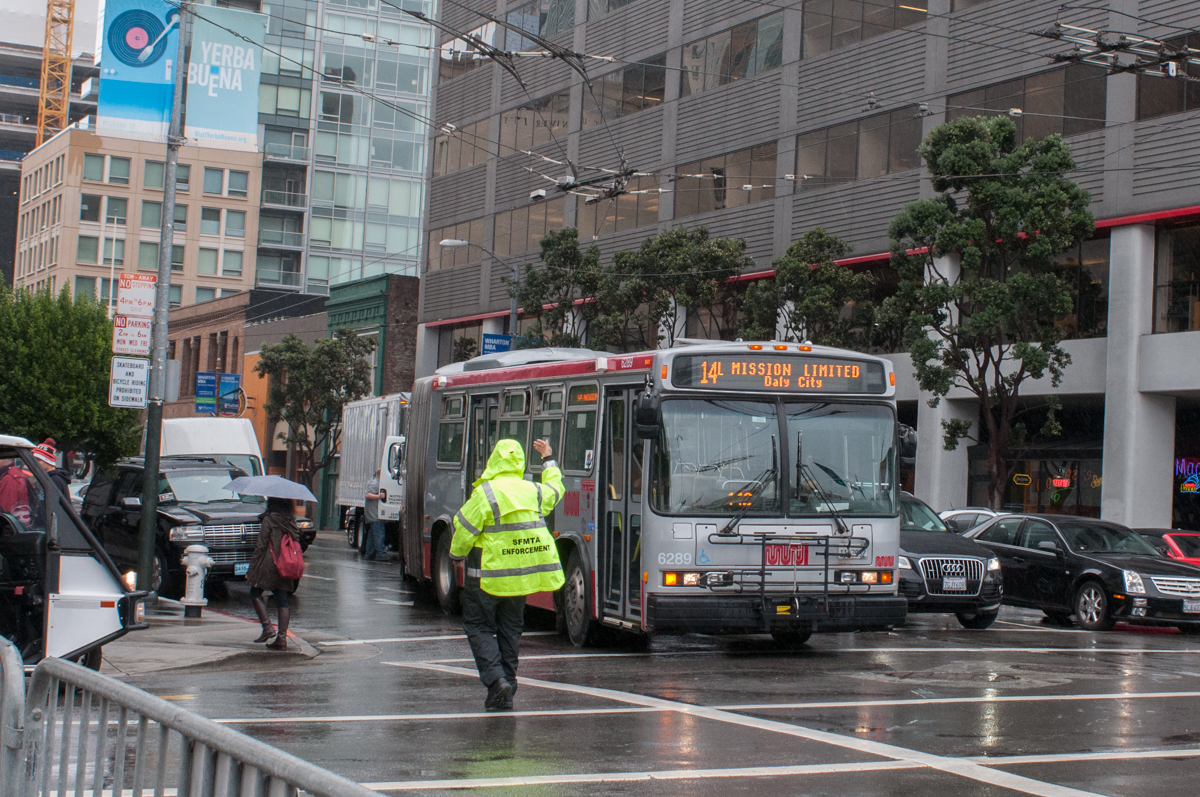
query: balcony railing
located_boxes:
[258,229,305,248]
[261,189,307,208]
[256,268,303,288]
[264,143,311,161]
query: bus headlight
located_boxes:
[987,557,1001,572]
[898,556,913,570]
[836,571,894,585]
[663,572,704,586]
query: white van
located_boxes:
[150,418,265,476]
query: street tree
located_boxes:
[0,286,140,467]
[253,330,376,489]
[885,115,1094,509]
[511,227,602,348]
[739,228,871,347]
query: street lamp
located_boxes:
[439,239,520,340]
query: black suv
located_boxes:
[80,459,266,598]
[898,493,1005,629]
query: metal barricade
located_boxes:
[0,637,378,797]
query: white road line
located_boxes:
[319,631,559,647]
[996,620,1083,633]
[372,598,415,606]
[376,587,414,594]
[972,748,1200,766]
[215,707,658,724]
[302,574,336,581]
[722,691,1200,711]
[360,760,925,791]
[395,662,1100,797]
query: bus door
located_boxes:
[600,387,644,624]
[467,394,499,497]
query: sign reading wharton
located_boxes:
[184,5,267,151]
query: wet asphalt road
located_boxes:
[125,532,1200,796]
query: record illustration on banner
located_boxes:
[106,9,179,68]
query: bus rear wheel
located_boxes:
[563,550,596,648]
[434,532,460,615]
[770,630,812,648]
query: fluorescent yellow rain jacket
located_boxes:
[450,439,566,597]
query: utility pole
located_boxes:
[138,0,191,594]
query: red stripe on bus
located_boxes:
[527,590,555,612]
[437,355,648,389]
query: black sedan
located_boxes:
[899,494,1004,629]
[965,514,1200,632]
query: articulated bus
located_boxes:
[403,341,907,645]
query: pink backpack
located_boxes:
[273,534,306,579]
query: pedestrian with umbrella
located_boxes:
[226,476,315,651]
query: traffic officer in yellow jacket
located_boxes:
[451,437,565,710]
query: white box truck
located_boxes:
[152,417,265,476]
[337,393,408,554]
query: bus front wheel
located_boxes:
[563,550,595,648]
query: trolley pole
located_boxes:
[137,0,191,595]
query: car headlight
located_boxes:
[1124,570,1146,594]
[898,555,913,570]
[168,525,204,542]
[987,557,1001,572]
[296,519,314,530]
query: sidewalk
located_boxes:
[101,599,319,678]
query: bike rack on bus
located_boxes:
[702,532,871,632]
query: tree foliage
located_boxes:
[512,227,601,348]
[885,115,1094,508]
[0,287,141,467]
[253,329,376,488]
[739,228,873,347]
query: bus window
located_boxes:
[564,385,598,473]
[500,388,530,454]
[606,397,625,500]
[503,389,529,415]
[436,395,466,465]
[786,402,895,517]
[531,386,564,470]
[539,389,563,413]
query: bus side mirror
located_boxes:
[635,391,661,440]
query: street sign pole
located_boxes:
[138,0,191,595]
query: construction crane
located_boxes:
[36,0,75,147]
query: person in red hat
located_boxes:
[31,439,70,499]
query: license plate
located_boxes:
[766,544,808,566]
[1184,600,1200,614]
[942,576,967,592]
[234,563,249,576]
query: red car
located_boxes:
[1136,529,1200,566]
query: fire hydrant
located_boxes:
[181,545,215,618]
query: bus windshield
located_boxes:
[787,402,895,517]
[651,399,780,516]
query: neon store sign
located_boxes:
[1178,458,1200,494]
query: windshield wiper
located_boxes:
[696,454,750,472]
[717,436,777,536]
[797,431,850,535]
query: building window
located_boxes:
[108,157,130,185]
[141,200,162,228]
[1154,222,1200,334]
[74,276,113,303]
[203,168,224,195]
[222,250,243,277]
[1136,35,1200,121]
[494,197,566,256]
[226,210,245,237]
[176,164,191,190]
[80,194,101,222]
[103,238,125,266]
[583,54,667,129]
[587,0,635,21]
[426,218,485,271]
[801,1,927,60]
[675,142,777,217]
[499,88,571,155]
[951,0,990,9]
[438,21,495,83]
[169,284,181,307]
[578,177,657,237]
[506,0,574,51]
[138,241,159,271]
[228,171,248,198]
[77,235,99,263]
[433,118,491,177]
[260,84,312,117]
[144,160,165,189]
[794,107,921,191]
[200,207,221,235]
[947,64,1107,140]
[196,287,217,303]
[171,244,184,271]
[1055,231,1110,339]
[83,153,104,181]
[198,247,219,275]
[680,13,783,97]
[319,91,371,125]
[174,204,187,231]
[105,197,127,225]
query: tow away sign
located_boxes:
[108,356,149,408]
[112,315,152,356]
[116,273,156,318]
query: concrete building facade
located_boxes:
[14,127,262,307]
[420,0,1200,529]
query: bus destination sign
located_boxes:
[672,354,887,394]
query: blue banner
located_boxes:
[195,372,216,414]
[97,0,180,142]
[482,333,512,355]
[218,373,242,416]
[185,6,267,152]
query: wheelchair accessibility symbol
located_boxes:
[697,548,711,565]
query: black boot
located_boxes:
[252,597,276,643]
[268,607,290,650]
[484,678,513,711]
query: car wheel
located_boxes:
[1043,610,1073,625]
[358,516,369,556]
[1074,581,1115,632]
[956,609,999,630]
[771,630,813,647]
[563,549,596,648]
[347,515,360,548]
[152,548,182,600]
[70,647,102,671]
[434,533,460,615]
